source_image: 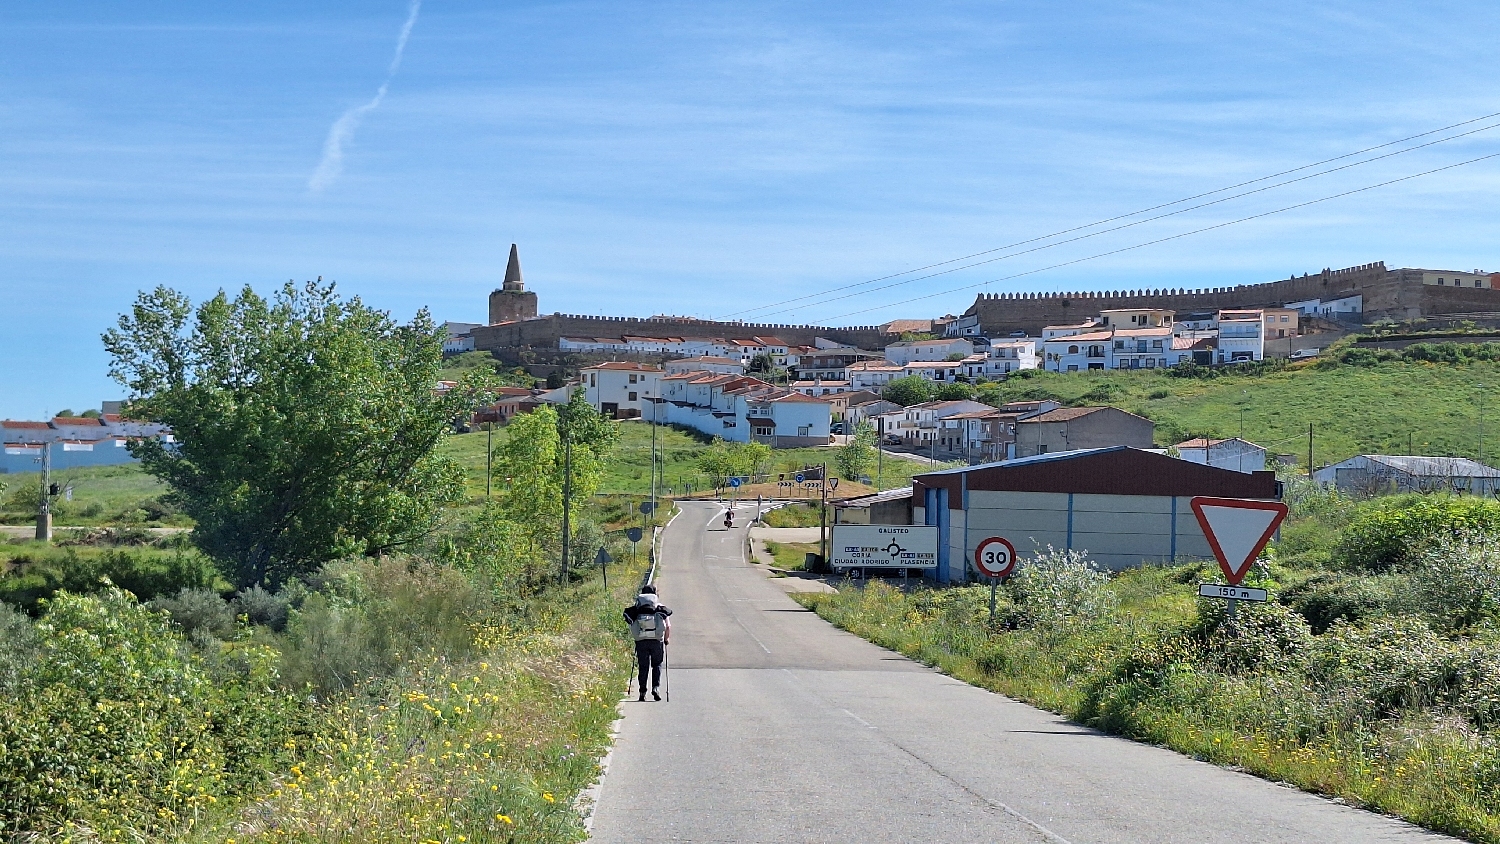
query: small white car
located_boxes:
[1290,348,1321,360]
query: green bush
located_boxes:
[0,588,303,836]
[151,586,235,641]
[234,583,290,631]
[1401,533,1500,631]
[0,545,224,613]
[1190,599,1314,674]
[1007,546,1116,631]
[1280,572,1402,633]
[1337,495,1500,572]
[278,557,495,698]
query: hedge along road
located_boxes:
[588,501,1453,844]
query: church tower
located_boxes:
[488,243,539,324]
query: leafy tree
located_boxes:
[883,375,934,407]
[696,439,771,488]
[103,281,491,587]
[933,382,976,401]
[835,422,876,480]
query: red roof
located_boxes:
[583,362,663,372]
[2,420,51,429]
[52,416,103,426]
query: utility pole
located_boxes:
[876,416,883,487]
[560,436,572,586]
[485,422,493,499]
[650,398,658,516]
[1307,423,1314,477]
[819,461,829,572]
[1479,384,1486,465]
[35,441,52,542]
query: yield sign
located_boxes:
[1189,496,1289,585]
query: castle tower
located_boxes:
[488,243,539,324]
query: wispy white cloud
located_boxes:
[308,0,421,194]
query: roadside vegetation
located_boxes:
[0,282,645,842]
[799,479,1500,842]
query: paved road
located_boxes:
[589,501,1452,843]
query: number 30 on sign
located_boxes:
[973,536,1017,579]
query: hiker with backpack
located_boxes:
[623,584,672,702]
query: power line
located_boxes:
[752,119,1500,321]
[813,150,1500,323]
[723,109,1500,320]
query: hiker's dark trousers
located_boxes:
[635,640,664,690]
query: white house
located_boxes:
[1172,437,1267,473]
[1109,326,1173,370]
[1215,310,1264,363]
[791,377,852,397]
[1041,320,1100,341]
[665,356,744,375]
[659,371,831,447]
[846,360,906,391]
[581,362,663,419]
[884,338,974,366]
[902,360,965,382]
[894,400,993,447]
[1043,330,1113,372]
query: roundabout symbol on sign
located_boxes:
[973,536,1017,579]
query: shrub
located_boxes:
[1007,546,1116,630]
[151,586,235,640]
[0,588,302,835]
[1280,572,1402,633]
[1306,616,1460,724]
[1338,495,1500,572]
[1401,532,1500,630]
[0,545,224,613]
[234,583,290,631]
[1191,599,1314,674]
[0,602,38,694]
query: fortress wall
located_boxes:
[966,263,1407,334]
[472,314,890,353]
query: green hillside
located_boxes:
[442,420,933,500]
[983,357,1496,466]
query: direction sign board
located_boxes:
[729,477,741,488]
[972,536,1017,579]
[1189,496,1288,586]
[794,473,805,483]
[829,525,938,569]
[1198,583,1269,603]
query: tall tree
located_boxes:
[835,421,877,481]
[103,281,490,587]
[883,375,934,407]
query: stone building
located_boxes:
[488,244,539,324]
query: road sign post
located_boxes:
[973,536,1018,626]
[1189,496,1288,618]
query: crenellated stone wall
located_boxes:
[471,314,890,353]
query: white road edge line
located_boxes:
[842,708,876,729]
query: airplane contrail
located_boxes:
[308,0,422,194]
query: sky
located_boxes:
[2,0,1499,419]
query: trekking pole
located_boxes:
[663,645,670,702]
[628,651,637,698]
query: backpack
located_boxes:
[632,610,664,642]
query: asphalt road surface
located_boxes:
[589,501,1452,843]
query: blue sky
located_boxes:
[2,0,1499,419]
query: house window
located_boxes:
[1068,345,1079,354]
[589,373,597,387]
[628,392,638,402]
[798,425,811,436]
[629,374,638,383]
[1038,445,1049,454]
[1152,339,1163,349]
[1067,365,1079,372]
[1113,340,1124,350]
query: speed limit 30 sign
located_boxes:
[973,536,1017,579]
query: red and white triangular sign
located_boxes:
[1189,496,1289,585]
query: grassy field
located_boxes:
[441,420,934,499]
[985,358,1499,464]
[0,463,176,526]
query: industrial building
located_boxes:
[910,446,1279,580]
